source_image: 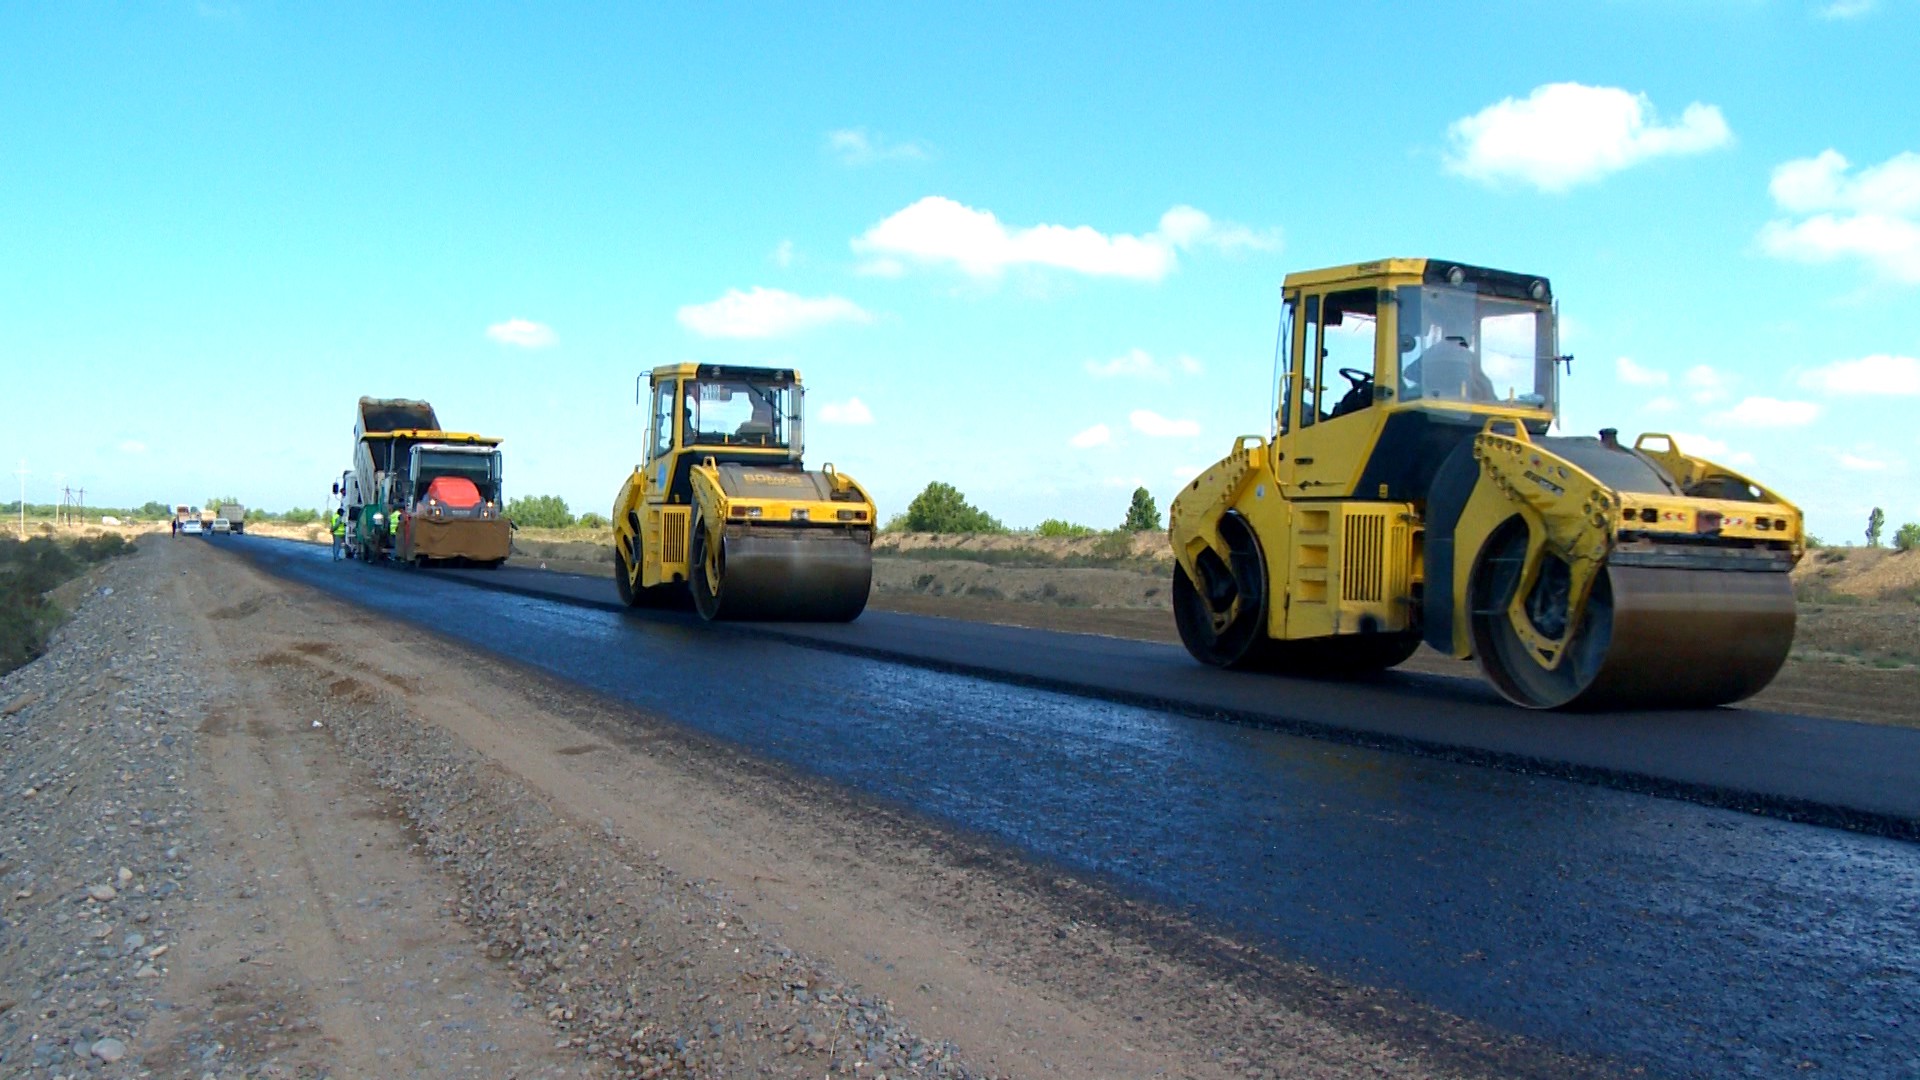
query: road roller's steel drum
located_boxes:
[1474,560,1796,711]
[702,526,873,622]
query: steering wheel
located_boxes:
[1338,367,1372,388]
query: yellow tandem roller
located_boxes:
[1168,258,1803,710]
[612,364,875,622]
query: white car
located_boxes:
[180,520,203,536]
[211,518,231,534]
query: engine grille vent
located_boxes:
[1342,513,1385,603]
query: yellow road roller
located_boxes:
[612,364,875,621]
[1170,258,1803,709]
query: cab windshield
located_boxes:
[684,377,797,449]
[1396,286,1556,411]
[415,448,502,500]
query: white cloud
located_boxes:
[816,397,874,425]
[1709,396,1822,427]
[486,318,557,348]
[1643,396,1678,414]
[1615,356,1669,387]
[1084,348,1204,381]
[676,287,873,339]
[1154,205,1281,254]
[1444,82,1732,192]
[1086,349,1156,378]
[1684,364,1731,403]
[1819,0,1877,19]
[827,128,931,167]
[1667,432,1758,467]
[1840,452,1891,471]
[849,197,1275,282]
[1768,150,1920,215]
[118,440,148,454]
[770,239,795,268]
[1129,409,1200,438]
[1798,353,1920,394]
[1069,423,1112,448]
[1760,150,1920,283]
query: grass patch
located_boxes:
[1,534,134,676]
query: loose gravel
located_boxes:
[1,544,202,1077]
[2,537,989,1079]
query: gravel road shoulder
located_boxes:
[5,536,1604,1078]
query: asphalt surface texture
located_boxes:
[218,535,1920,1079]
[460,553,1920,840]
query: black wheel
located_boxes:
[1469,521,1613,709]
[689,518,723,621]
[1171,512,1270,668]
[614,544,641,607]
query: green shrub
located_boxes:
[1,535,134,675]
[1092,529,1135,561]
[506,494,576,529]
[283,507,320,525]
[1895,523,1920,553]
[901,482,1004,534]
[1034,518,1095,538]
[576,512,609,530]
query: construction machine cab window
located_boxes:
[1396,286,1555,410]
[651,385,676,460]
[414,447,502,502]
[684,377,795,449]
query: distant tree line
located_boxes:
[882,482,1162,536]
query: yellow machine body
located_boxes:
[1169,258,1803,708]
[611,364,875,621]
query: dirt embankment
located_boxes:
[2,536,1546,1079]
[1791,546,1920,669]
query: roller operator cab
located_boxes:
[611,364,875,621]
[1169,258,1804,709]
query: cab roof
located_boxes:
[651,363,802,385]
[1282,258,1552,302]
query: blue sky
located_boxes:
[3,1,1916,543]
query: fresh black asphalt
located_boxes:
[444,556,1920,841]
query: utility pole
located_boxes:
[14,460,26,539]
[78,487,85,525]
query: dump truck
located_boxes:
[1169,258,1803,709]
[611,364,874,620]
[218,502,246,534]
[333,397,509,568]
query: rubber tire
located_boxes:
[1172,513,1271,669]
[614,545,641,607]
[689,520,722,621]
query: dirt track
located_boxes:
[2,535,1573,1078]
